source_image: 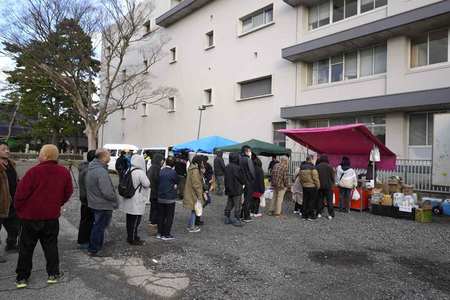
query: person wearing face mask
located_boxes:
[14,144,73,289]
[239,145,255,223]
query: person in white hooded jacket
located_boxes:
[119,155,150,245]
[336,156,357,213]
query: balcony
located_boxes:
[283,0,318,7]
[156,0,213,28]
[282,0,450,63]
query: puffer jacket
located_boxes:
[299,162,320,189]
[119,155,150,215]
[183,163,205,210]
[336,165,357,189]
[86,159,118,210]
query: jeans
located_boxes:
[224,195,242,220]
[339,187,352,211]
[318,189,335,217]
[215,176,225,195]
[303,187,318,219]
[126,214,142,242]
[77,204,94,245]
[269,188,287,215]
[149,198,159,225]
[89,209,112,253]
[16,219,60,281]
[188,211,196,227]
[158,203,175,236]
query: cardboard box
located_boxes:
[382,183,390,194]
[415,208,432,223]
[402,184,414,195]
[381,195,393,206]
[389,183,402,194]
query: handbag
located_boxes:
[352,188,361,201]
[194,200,203,216]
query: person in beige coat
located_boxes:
[299,155,320,220]
[183,156,205,233]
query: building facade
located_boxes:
[102,0,450,160]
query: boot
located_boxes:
[224,216,232,225]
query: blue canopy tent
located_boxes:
[172,136,238,154]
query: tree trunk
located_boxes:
[85,122,99,150]
[6,102,20,141]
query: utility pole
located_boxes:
[197,105,207,140]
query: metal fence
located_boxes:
[289,156,450,194]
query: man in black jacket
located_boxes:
[213,151,226,196]
[115,151,129,179]
[224,152,245,226]
[147,154,164,235]
[239,145,255,223]
[316,155,335,219]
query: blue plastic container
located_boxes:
[442,200,450,216]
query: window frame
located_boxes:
[273,122,287,147]
[408,112,433,147]
[205,30,215,49]
[204,88,213,106]
[410,28,450,68]
[141,103,148,117]
[239,4,274,35]
[238,75,273,101]
[169,47,177,63]
[168,97,176,113]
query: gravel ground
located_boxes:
[13,161,450,299]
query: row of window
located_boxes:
[411,28,449,68]
[309,0,387,30]
[308,45,386,86]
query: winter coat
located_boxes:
[0,162,11,218]
[316,162,335,190]
[203,162,214,188]
[115,155,129,177]
[86,159,118,211]
[158,166,179,203]
[78,161,89,205]
[252,165,265,195]
[175,159,187,177]
[239,154,255,184]
[147,154,163,201]
[213,156,226,176]
[271,161,289,190]
[119,155,150,215]
[336,165,357,189]
[292,167,303,194]
[299,162,320,189]
[225,153,245,197]
[183,164,205,210]
[14,160,73,220]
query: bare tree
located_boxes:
[1,0,176,149]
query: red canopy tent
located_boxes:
[279,124,396,170]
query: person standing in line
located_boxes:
[77,150,97,249]
[14,145,73,288]
[86,149,118,256]
[156,156,179,241]
[239,146,255,223]
[224,152,245,226]
[197,155,213,226]
[299,155,320,220]
[0,142,19,254]
[250,157,265,218]
[336,156,357,213]
[268,155,279,182]
[213,151,226,196]
[175,152,188,200]
[115,150,129,179]
[268,157,289,218]
[147,154,164,236]
[316,155,335,220]
[119,155,150,245]
[292,167,303,216]
[183,155,204,233]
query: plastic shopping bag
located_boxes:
[195,200,203,216]
[352,189,361,201]
[260,196,266,208]
[264,189,273,200]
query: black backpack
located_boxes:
[118,168,142,199]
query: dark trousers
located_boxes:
[88,209,112,253]
[149,198,159,225]
[250,197,260,214]
[318,189,335,217]
[16,219,60,281]
[177,176,186,199]
[126,214,142,242]
[241,185,253,220]
[215,175,224,195]
[303,187,318,219]
[157,203,175,236]
[0,205,20,247]
[225,195,242,220]
[294,202,304,214]
[339,187,352,211]
[77,204,94,245]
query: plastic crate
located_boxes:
[393,207,416,221]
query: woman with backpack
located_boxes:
[118,155,150,245]
[336,156,357,213]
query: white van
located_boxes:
[137,147,169,160]
[103,144,139,171]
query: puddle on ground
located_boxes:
[308,250,374,268]
[393,256,450,294]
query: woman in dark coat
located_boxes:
[250,157,265,217]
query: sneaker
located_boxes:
[16,279,28,289]
[254,213,263,218]
[293,210,299,214]
[242,218,253,223]
[5,244,19,253]
[317,214,322,218]
[187,226,201,233]
[47,272,64,284]
[161,235,175,241]
[327,216,333,220]
[298,212,303,217]
[156,234,162,239]
[232,220,244,227]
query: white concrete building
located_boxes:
[102,0,450,160]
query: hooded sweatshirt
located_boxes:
[119,155,150,215]
[147,154,164,201]
[86,158,118,210]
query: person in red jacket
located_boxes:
[14,144,73,289]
